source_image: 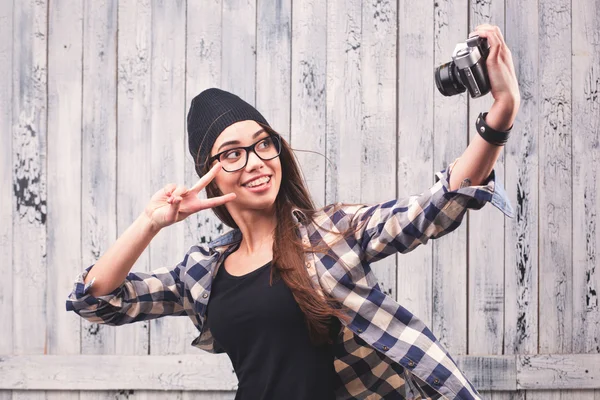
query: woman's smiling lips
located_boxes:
[241,175,272,193]
[241,174,271,187]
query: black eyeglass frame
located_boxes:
[208,132,282,172]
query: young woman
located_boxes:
[67,24,519,399]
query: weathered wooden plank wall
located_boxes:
[1,0,598,399]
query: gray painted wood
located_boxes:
[518,354,600,390]
[81,0,118,356]
[182,4,234,393]
[290,0,327,207]
[361,0,397,300]
[504,0,539,356]
[396,0,435,327]
[46,2,84,398]
[467,0,506,356]
[116,0,152,356]
[432,0,469,354]
[572,0,600,356]
[46,0,83,358]
[325,0,362,206]
[148,0,188,357]
[2,0,600,398]
[256,0,291,141]
[12,0,48,356]
[0,0,14,360]
[222,0,256,106]
[538,0,573,355]
[184,0,228,250]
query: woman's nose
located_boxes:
[245,149,265,171]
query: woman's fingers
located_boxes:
[192,192,237,212]
[163,183,177,197]
[189,162,223,195]
[165,191,182,221]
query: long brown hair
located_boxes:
[198,123,360,345]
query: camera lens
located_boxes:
[435,61,466,97]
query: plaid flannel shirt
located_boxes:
[66,160,514,399]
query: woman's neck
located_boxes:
[230,205,277,256]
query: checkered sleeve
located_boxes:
[346,159,511,263]
[65,249,192,325]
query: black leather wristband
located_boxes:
[476,112,511,146]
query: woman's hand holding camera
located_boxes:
[470,24,521,130]
[144,162,236,231]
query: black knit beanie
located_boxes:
[187,88,270,176]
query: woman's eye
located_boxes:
[258,139,271,149]
[224,150,241,160]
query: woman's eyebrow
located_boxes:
[216,128,267,152]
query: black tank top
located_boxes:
[206,256,340,400]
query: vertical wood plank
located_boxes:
[0,0,14,365]
[46,0,83,357]
[256,0,291,141]
[0,0,13,389]
[361,0,397,298]
[432,0,469,354]
[467,0,506,355]
[290,0,327,206]
[538,0,572,354]
[396,0,434,325]
[184,0,227,250]
[46,2,84,397]
[12,0,48,357]
[115,0,151,355]
[81,0,118,356]
[325,0,362,205]
[572,0,600,355]
[183,4,235,393]
[149,0,187,356]
[504,0,539,356]
[222,0,256,105]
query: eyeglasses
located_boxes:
[208,134,282,172]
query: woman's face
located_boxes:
[209,120,282,212]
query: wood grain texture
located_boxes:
[572,0,600,355]
[184,0,229,251]
[290,0,327,206]
[256,0,291,140]
[538,0,573,355]
[432,0,469,354]
[115,0,152,356]
[148,0,188,357]
[1,0,599,398]
[81,0,118,356]
[0,0,14,359]
[396,0,435,327]
[46,0,83,359]
[182,5,235,394]
[222,0,256,105]
[467,0,506,356]
[504,0,539,356]
[0,355,237,391]
[325,0,362,206]
[361,0,397,300]
[517,354,599,390]
[46,4,85,396]
[12,0,48,355]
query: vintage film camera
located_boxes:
[435,35,492,98]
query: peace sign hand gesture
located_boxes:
[144,162,236,230]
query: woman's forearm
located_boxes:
[449,99,519,191]
[83,212,161,297]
